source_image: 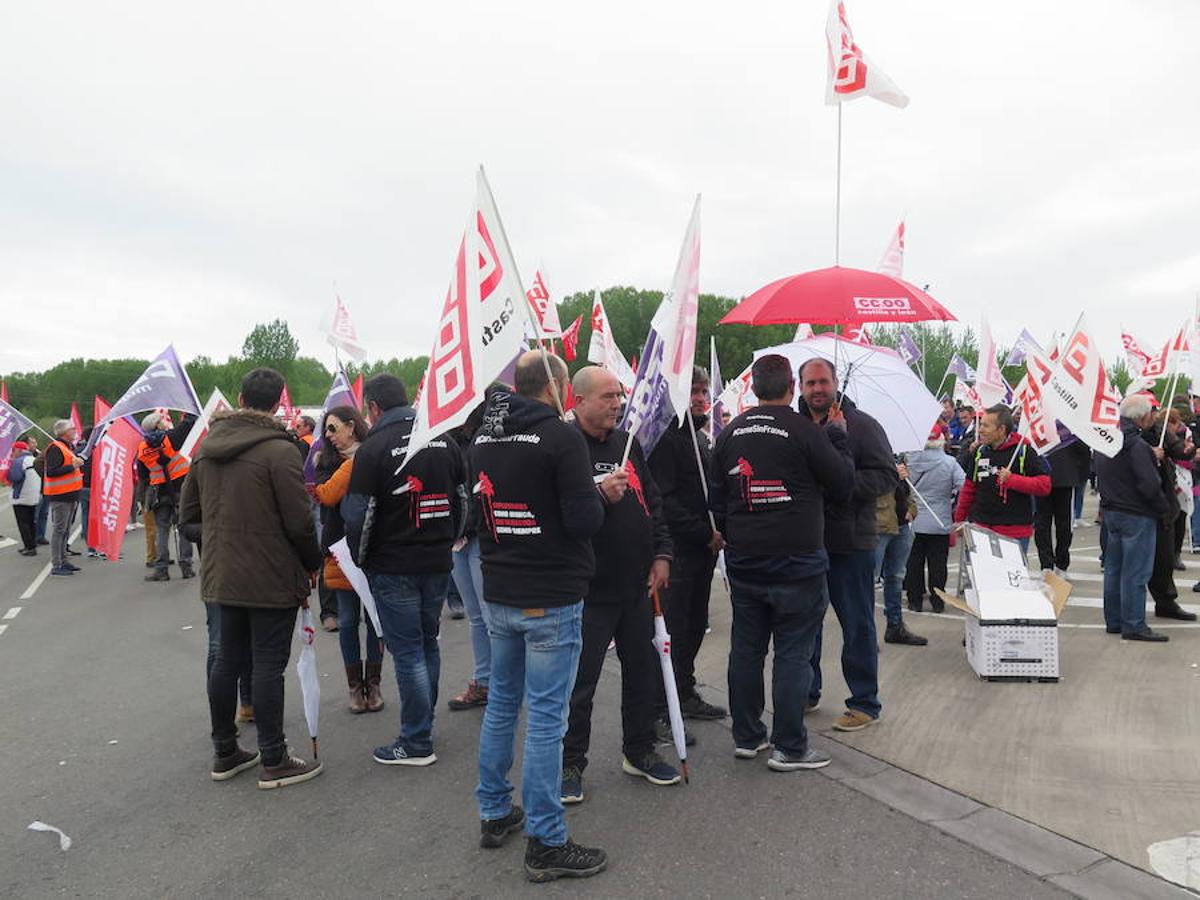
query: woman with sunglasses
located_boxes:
[314,405,384,713]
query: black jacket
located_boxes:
[577,424,672,603]
[1097,418,1170,521]
[343,405,466,575]
[648,413,714,553]
[711,404,854,575]
[470,390,604,608]
[1045,438,1092,489]
[794,396,898,553]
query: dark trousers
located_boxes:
[317,571,338,624]
[205,603,252,707]
[660,546,717,701]
[563,592,658,772]
[1034,486,1074,571]
[904,532,950,601]
[208,604,297,764]
[1148,517,1179,605]
[13,505,37,550]
[810,550,880,718]
[728,573,828,755]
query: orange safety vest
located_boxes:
[138,437,189,485]
[300,433,314,446]
[43,440,84,496]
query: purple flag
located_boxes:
[946,354,976,381]
[897,327,922,367]
[709,336,725,440]
[1004,328,1042,367]
[305,368,358,484]
[619,322,677,457]
[0,398,36,462]
[86,345,200,454]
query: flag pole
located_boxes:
[685,411,720,534]
[834,104,843,266]
[932,365,951,402]
[1158,321,1187,450]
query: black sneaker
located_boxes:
[621,751,681,786]
[524,837,607,883]
[929,594,945,614]
[1155,603,1197,621]
[145,571,170,582]
[50,567,74,576]
[907,595,924,612]
[180,566,196,580]
[654,715,696,747]
[64,563,81,572]
[884,622,928,646]
[680,694,727,720]
[480,805,525,849]
[767,748,831,771]
[560,766,583,804]
[65,548,81,556]
[373,739,437,766]
[211,747,261,781]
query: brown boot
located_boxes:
[345,663,367,714]
[364,661,385,712]
[448,680,488,710]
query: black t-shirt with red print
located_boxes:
[575,423,673,604]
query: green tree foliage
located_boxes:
[241,319,300,373]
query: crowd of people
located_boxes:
[6,351,1200,883]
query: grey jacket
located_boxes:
[905,448,964,535]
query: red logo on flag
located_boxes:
[426,239,475,429]
[831,2,867,94]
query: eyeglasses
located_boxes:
[324,421,345,435]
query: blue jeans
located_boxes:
[1073,485,1085,521]
[477,602,583,846]
[369,571,449,754]
[810,549,880,718]
[336,590,382,666]
[874,525,914,625]
[1190,503,1200,550]
[36,496,48,541]
[452,538,491,686]
[728,573,828,755]
[1102,510,1156,634]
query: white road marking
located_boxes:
[20,565,51,601]
[19,526,81,601]
[0,537,16,551]
[3,607,20,620]
[0,624,7,636]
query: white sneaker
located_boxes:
[1053,567,1073,582]
[734,740,771,760]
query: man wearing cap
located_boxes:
[138,411,198,582]
[44,420,84,576]
[8,441,41,555]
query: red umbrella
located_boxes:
[720,266,956,327]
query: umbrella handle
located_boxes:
[650,586,664,617]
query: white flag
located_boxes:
[1042,316,1124,458]
[587,291,637,389]
[876,221,905,278]
[975,316,1007,409]
[177,388,233,462]
[825,1,909,108]
[660,196,702,423]
[407,167,532,462]
[717,363,757,416]
[794,323,814,342]
[1014,371,1061,455]
[327,295,367,361]
[525,268,563,338]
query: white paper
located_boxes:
[295,608,320,741]
[28,821,72,851]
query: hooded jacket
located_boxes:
[648,413,714,552]
[342,405,466,576]
[793,396,898,553]
[469,389,604,608]
[179,409,322,609]
[905,447,964,535]
[954,433,1051,536]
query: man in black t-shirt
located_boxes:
[561,366,678,805]
[712,355,854,771]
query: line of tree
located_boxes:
[3,294,1165,430]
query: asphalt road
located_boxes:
[0,525,1073,899]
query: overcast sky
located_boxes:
[3,1,1198,375]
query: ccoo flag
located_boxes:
[620,196,702,456]
[407,167,533,464]
[0,397,36,469]
[88,417,143,561]
[89,345,200,453]
[588,291,637,390]
[525,269,563,339]
[327,295,367,361]
[825,1,909,108]
[876,221,905,278]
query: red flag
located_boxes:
[352,374,364,410]
[69,403,83,436]
[564,382,576,412]
[561,315,583,362]
[279,384,295,423]
[93,395,111,426]
[630,355,639,375]
[88,417,142,561]
[0,381,8,404]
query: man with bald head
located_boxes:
[561,366,678,805]
[471,351,609,881]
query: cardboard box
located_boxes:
[936,527,1071,682]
